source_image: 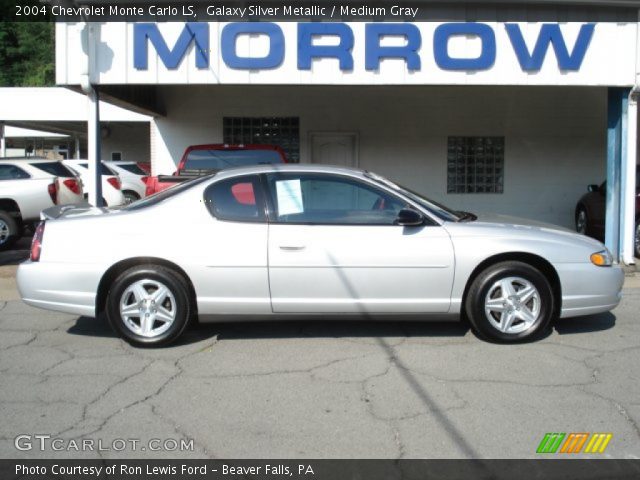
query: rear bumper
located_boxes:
[557,263,624,318]
[17,261,99,317]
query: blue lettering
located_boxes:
[134,23,209,70]
[221,23,284,69]
[433,23,496,70]
[365,23,421,71]
[298,23,354,70]
[505,23,594,71]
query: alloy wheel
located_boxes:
[484,276,541,334]
[576,210,587,234]
[0,219,9,245]
[119,279,177,338]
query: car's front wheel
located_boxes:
[106,266,192,347]
[465,261,555,343]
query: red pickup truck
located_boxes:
[145,144,287,196]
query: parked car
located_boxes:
[18,165,623,347]
[105,161,149,204]
[575,165,640,258]
[62,160,126,207]
[144,144,287,196]
[136,163,151,175]
[0,159,83,249]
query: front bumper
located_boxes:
[17,260,99,317]
[557,263,625,318]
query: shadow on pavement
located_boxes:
[554,312,616,335]
[0,235,32,266]
[67,315,471,345]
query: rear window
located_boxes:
[183,149,283,171]
[30,162,75,178]
[123,175,212,211]
[78,163,117,175]
[116,163,147,175]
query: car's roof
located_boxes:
[0,158,60,164]
[214,163,366,180]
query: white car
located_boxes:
[0,159,84,249]
[62,160,126,207]
[17,165,623,347]
[104,161,149,204]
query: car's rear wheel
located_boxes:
[465,261,555,343]
[576,207,588,235]
[0,211,21,251]
[123,191,140,205]
[106,266,191,347]
[635,220,640,259]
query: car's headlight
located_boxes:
[590,249,613,267]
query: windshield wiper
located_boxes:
[457,211,477,222]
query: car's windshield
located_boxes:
[77,163,117,176]
[122,175,212,211]
[115,163,147,175]
[364,171,463,222]
[183,149,283,171]
[30,162,76,178]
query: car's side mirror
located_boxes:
[395,208,424,226]
[588,184,599,193]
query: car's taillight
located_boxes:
[141,176,150,184]
[107,177,121,190]
[30,222,45,262]
[48,182,58,204]
[63,178,81,195]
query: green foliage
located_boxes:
[0,22,54,86]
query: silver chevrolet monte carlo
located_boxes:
[17,165,624,346]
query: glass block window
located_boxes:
[223,117,300,163]
[447,136,504,194]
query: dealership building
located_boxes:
[55,1,639,263]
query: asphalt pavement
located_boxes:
[0,239,639,459]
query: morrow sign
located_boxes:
[55,22,637,85]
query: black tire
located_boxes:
[0,211,21,251]
[106,265,192,347]
[123,191,140,205]
[575,206,588,235]
[634,220,640,259]
[465,261,555,343]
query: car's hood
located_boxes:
[472,213,574,233]
[447,213,605,249]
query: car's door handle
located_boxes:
[279,245,306,251]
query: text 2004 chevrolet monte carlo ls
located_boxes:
[17,165,623,346]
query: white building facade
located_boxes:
[54,2,640,263]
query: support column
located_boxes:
[605,88,629,262]
[0,122,5,157]
[74,136,81,159]
[622,93,638,264]
[87,87,103,206]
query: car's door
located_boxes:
[195,174,271,315]
[265,172,455,314]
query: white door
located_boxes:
[188,174,271,315]
[266,172,455,314]
[310,133,357,167]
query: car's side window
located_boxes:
[0,165,30,180]
[204,175,266,223]
[266,173,408,225]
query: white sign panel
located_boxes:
[56,21,637,86]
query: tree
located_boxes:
[0,22,54,86]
